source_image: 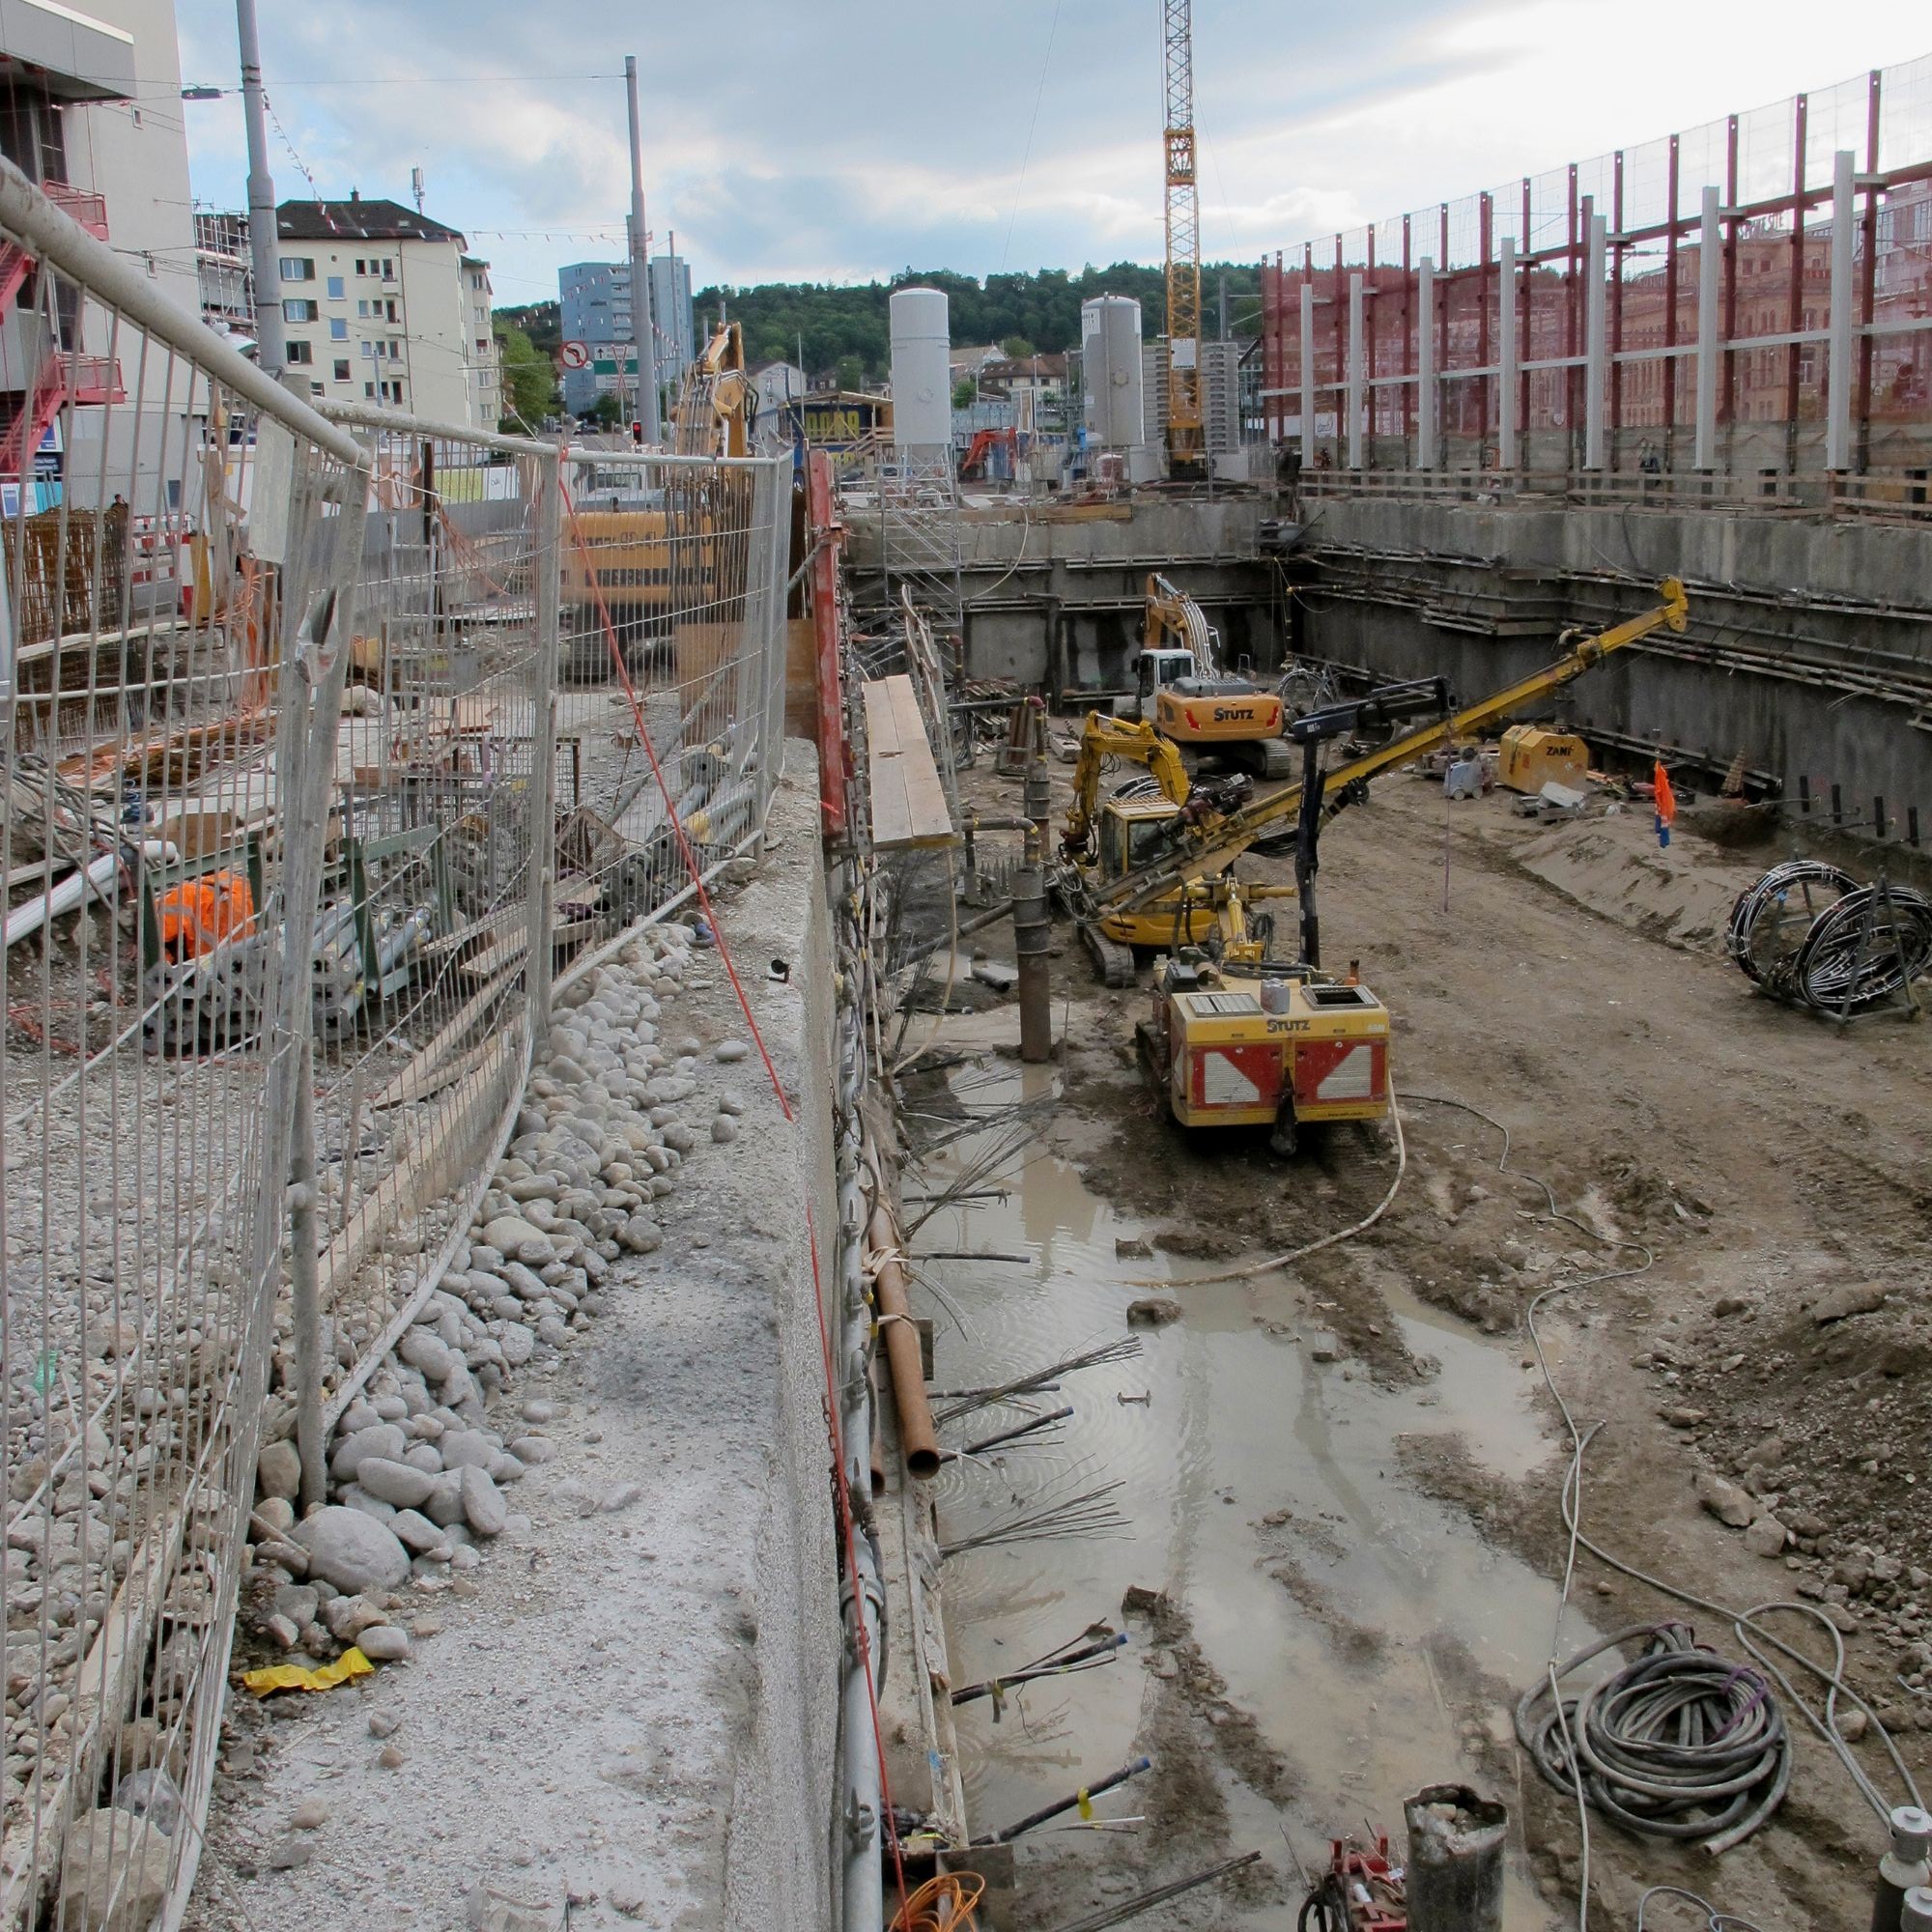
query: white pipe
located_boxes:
[1298,278,1316,467]
[1497,237,1519,472]
[3,840,179,952]
[1417,257,1437,469]
[1346,272,1365,469]
[4,852,118,950]
[1584,213,1607,470]
[1827,149,1856,474]
[1695,185,1720,471]
[0,156,361,467]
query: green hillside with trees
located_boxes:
[498,266,1263,399]
[696,263,1261,388]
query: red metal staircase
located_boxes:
[0,354,126,479]
[0,182,108,315]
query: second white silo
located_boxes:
[890,286,952,453]
[1081,295,1145,449]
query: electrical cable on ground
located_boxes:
[1124,1078,1406,1290]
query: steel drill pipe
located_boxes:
[867,1200,942,1479]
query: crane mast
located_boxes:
[1161,0,1205,477]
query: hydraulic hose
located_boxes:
[1516,1623,1791,1855]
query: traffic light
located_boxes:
[631,420,643,448]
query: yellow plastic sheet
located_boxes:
[241,1646,376,1696]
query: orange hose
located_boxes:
[888,1874,984,1931]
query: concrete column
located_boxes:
[1827,148,1856,473]
[1694,185,1720,470]
[1497,237,1519,472]
[1417,256,1437,469]
[1299,277,1316,466]
[1347,272,1365,469]
[1584,213,1607,470]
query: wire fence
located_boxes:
[1261,51,1932,498]
[0,166,793,1932]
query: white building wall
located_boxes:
[4,0,206,510]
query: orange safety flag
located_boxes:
[156,868,256,961]
[1653,762,1677,847]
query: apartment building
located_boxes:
[275,194,500,430]
[0,0,200,510]
[556,252,696,417]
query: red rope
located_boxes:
[558,479,907,1915]
[558,480,792,1121]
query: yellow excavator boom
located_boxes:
[1063,710,1191,854]
[1143,571,1217,673]
[1095,578,1689,918]
[673,320,753,458]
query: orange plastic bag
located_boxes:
[157,868,255,961]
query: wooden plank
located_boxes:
[862,673,952,852]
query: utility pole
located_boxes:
[624,55,660,444]
[236,0,294,390]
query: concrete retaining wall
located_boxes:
[1299,497,1932,820]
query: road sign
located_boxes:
[560,340,590,369]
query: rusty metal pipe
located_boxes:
[867,1196,942,1479]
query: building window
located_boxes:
[357,299,369,317]
[365,382,376,398]
[283,298,318,323]
[333,358,351,381]
[309,380,324,396]
[327,275,345,299]
[329,318,348,340]
[354,258,365,275]
[286,340,312,366]
[279,256,314,281]
[382,259,395,280]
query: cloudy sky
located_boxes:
[173,2,1932,307]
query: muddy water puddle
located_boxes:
[922,1059,1591,1924]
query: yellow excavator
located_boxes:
[672,320,756,458]
[1056,579,1690,984]
[1059,710,1283,960]
[1122,573,1294,780]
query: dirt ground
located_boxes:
[928,747,1932,1930]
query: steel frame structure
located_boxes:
[1259,57,1932,500]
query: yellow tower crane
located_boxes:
[1161,0,1205,479]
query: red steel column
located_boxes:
[1663,133,1682,444]
[1402,213,1414,447]
[1722,114,1740,438]
[1610,150,1626,463]
[1856,70,1881,468]
[1784,92,1808,465]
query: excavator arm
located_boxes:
[1144,571,1219,676]
[1095,577,1689,917]
[1062,711,1191,856]
[673,320,754,458]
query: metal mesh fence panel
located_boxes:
[0,163,367,1930]
[0,167,795,1932]
[551,446,789,949]
[278,421,561,1475]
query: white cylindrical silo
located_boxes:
[1081,295,1145,449]
[890,286,952,451]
